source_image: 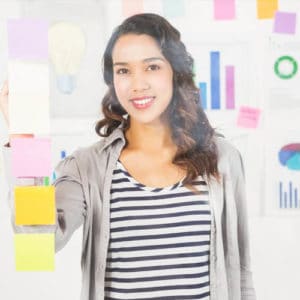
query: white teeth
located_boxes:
[133,97,153,105]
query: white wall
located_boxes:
[1,0,300,299]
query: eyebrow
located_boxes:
[113,57,165,66]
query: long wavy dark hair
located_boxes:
[95,13,219,184]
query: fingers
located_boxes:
[0,80,9,126]
[0,80,9,96]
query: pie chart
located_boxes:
[278,144,300,171]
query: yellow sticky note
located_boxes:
[257,0,278,19]
[15,186,55,225]
[14,233,55,271]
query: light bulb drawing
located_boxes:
[49,21,86,94]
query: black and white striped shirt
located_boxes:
[105,159,211,300]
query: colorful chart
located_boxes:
[274,55,298,80]
[278,143,300,170]
[199,51,235,110]
[279,181,299,209]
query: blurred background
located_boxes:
[0,0,300,299]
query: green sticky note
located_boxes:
[162,0,185,18]
[14,233,55,271]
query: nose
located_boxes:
[131,73,150,92]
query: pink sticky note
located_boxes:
[11,137,52,177]
[237,106,261,129]
[122,0,143,18]
[214,0,235,20]
[273,11,297,34]
[7,19,48,60]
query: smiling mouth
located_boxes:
[130,97,155,109]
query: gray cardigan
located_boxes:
[3,128,256,300]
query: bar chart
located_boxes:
[198,51,236,110]
[277,144,300,210]
[279,181,299,209]
[265,132,300,215]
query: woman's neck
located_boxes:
[124,118,175,153]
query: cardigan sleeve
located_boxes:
[53,155,87,251]
[2,145,87,253]
[229,147,256,300]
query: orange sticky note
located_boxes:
[15,186,55,225]
[257,0,278,19]
[122,0,143,18]
[14,233,55,271]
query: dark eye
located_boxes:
[116,68,129,74]
[147,64,160,71]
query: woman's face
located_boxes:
[112,34,173,126]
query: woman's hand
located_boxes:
[0,80,9,126]
[0,80,34,145]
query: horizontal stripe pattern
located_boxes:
[105,160,211,299]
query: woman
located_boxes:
[1,13,256,300]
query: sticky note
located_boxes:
[237,106,261,129]
[7,19,48,60]
[8,60,49,94]
[14,186,55,225]
[274,11,297,34]
[11,137,52,177]
[9,92,50,134]
[8,60,50,134]
[122,0,143,18]
[8,61,49,130]
[214,0,235,20]
[257,0,278,19]
[14,233,55,271]
[162,0,185,18]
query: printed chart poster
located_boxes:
[268,38,300,111]
[185,36,259,131]
[187,39,255,112]
[265,131,300,216]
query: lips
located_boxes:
[130,96,155,109]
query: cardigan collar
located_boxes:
[98,126,126,153]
